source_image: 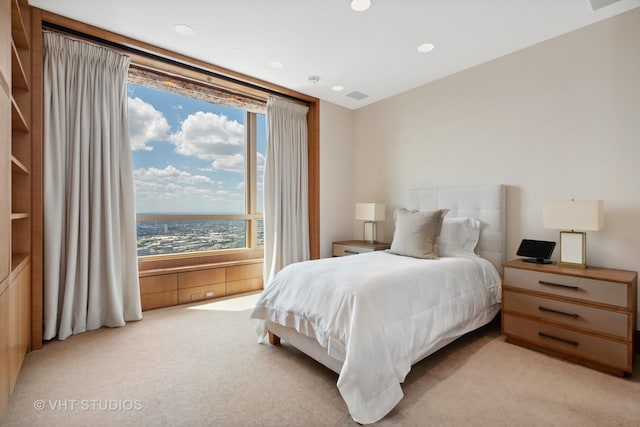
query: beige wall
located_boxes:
[319,101,355,258]
[349,9,640,324]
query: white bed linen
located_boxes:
[250,251,501,424]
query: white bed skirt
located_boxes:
[266,303,499,376]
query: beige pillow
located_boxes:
[389,208,449,259]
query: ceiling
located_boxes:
[29,0,640,110]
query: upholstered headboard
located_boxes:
[407,185,506,272]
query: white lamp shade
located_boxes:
[355,203,385,221]
[543,200,604,231]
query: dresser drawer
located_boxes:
[504,267,628,308]
[503,314,629,371]
[503,290,629,339]
[333,243,372,256]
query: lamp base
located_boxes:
[558,231,587,269]
[558,261,587,270]
[363,221,378,244]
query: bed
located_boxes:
[250,185,505,424]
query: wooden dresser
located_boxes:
[501,259,637,376]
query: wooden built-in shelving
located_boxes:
[2,0,33,419]
[9,0,31,277]
[10,0,28,50]
[10,155,28,175]
[10,42,28,91]
[10,254,28,272]
[10,97,27,133]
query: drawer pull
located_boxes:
[538,280,579,291]
[538,332,579,346]
[344,250,359,255]
[538,306,579,318]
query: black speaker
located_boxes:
[516,239,556,264]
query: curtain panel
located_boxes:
[42,32,142,340]
[263,97,310,285]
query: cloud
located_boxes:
[212,153,245,172]
[170,111,246,172]
[133,164,251,216]
[133,166,229,208]
[134,180,178,201]
[128,97,170,151]
[134,165,215,185]
[134,180,163,192]
[257,152,266,172]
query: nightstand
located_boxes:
[501,259,637,376]
[332,240,391,257]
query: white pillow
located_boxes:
[389,208,448,259]
[438,217,481,256]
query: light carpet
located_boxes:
[3,292,639,426]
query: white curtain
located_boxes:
[264,97,310,285]
[42,32,142,341]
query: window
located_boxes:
[128,73,266,258]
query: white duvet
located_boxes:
[250,251,501,424]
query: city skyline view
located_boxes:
[136,220,263,257]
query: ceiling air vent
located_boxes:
[346,91,369,101]
[589,0,622,10]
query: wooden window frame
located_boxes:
[130,74,265,260]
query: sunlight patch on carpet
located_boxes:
[188,292,261,312]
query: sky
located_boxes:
[127,83,265,215]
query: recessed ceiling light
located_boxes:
[351,0,371,12]
[174,24,195,37]
[417,43,435,53]
[332,85,344,92]
[269,60,284,69]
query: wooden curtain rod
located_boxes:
[41,20,307,106]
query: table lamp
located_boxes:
[543,200,604,269]
[356,203,385,243]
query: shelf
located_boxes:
[10,213,28,220]
[10,96,28,133]
[0,74,8,97]
[10,155,29,175]
[10,41,29,92]
[10,253,29,274]
[11,0,29,50]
